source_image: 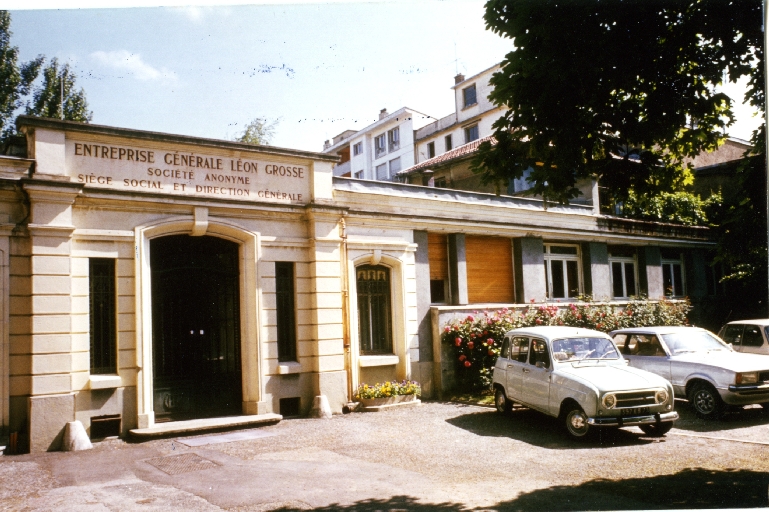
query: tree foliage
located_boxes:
[472,0,763,205]
[234,117,278,145]
[0,11,43,137]
[619,190,722,227]
[25,57,92,123]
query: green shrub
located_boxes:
[441,298,690,391]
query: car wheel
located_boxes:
[639,422,674,437]
[688,382,725,420]
[494,387,512,415]
[563,406,591,440]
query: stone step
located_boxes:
[129,413,282,439]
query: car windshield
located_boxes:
[661,331,729,354]
[551,337,620,362]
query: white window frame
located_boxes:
[661,255,686,297]
[464,124,479,143]
[609,255,638,299]
[353,142,363,156]
[543,244,583,300]
[388,127,400,152]
[463,84,477,108]
[374,134,386,158]
[426,141,435,159]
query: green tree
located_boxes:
[0,11,43,136]
[234,117,278,145]
[472,0,763,206]
[25,57,92,122]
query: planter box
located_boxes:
[358,394,420,412]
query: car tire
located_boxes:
[494,387,512,415]
[563,406,592,441]
[688,382,725,420]
[639,422,674,437]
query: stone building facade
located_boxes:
[1,116,713,452]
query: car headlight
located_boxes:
[602,393,616,409]
[655,389,668,404]
[736,372,759,385]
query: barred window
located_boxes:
[89,258,117,374]
[276,262,297,362]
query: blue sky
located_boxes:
[6,1,763,153]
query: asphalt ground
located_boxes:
[1,400,769,511]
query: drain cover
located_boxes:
[145,453,221,475]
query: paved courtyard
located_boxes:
[1,400,769,511]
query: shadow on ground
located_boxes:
[673,401,769,433]
[445,408,655,449]
[270,468,769,511]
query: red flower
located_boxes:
[466,315,474,321]
[444,326,450,332]
[536,319,542,325]
[487,338,494,345]
[455,338,462,347]
[459,354,466,361]
[483,330,488,335]
[464,360,472,367]
[467,341,475,349]
[488,350,494,356]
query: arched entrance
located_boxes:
[150,235,242,422]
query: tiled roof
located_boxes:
[398,135,495,176]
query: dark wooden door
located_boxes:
[150,235,242,422]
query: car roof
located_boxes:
[723,319,769,326]
[504,326,609,340]
[609,326,708,336]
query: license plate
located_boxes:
[620,407,650,416]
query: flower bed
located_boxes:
[442,297,690,391]
[354,380,421,400]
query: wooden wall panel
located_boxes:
[428,233,448,281]
[466,236,514,303]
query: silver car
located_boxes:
[610,326,769,419]
[718,320,769,355]
[493,326,678,441]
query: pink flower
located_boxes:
[487,338,494,345]
[455,338,462,347]
[466,315,474,322]
[444,326,450,332]
[467,341,475,349]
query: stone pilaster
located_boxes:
[447,234,468,305]
[639,246,663,299]
[514,237,546,303]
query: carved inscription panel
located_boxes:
[66,140,311,203]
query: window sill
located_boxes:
[277,362,302,375]
[461,102,478,110]
[359,355,399,367]
[88,374,122,390]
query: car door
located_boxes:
[521,338,551,412]
[739,325,765,355]
[720,324,744,352]
[493,336,511,389]
[505,336,530,401]
[622,334,672,381]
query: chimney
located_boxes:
[323,140,331,150]
[379,108,389,120]
[454,73,465,85]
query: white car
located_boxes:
[718,320,769,355]
[610,326,769,419]
[492,326,678,441]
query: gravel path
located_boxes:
[1,401,768,510]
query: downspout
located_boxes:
[339,214,355,411]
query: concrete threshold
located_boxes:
[129,413,282,439]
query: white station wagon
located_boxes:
[611,326,769,419]
[493,326,678,440]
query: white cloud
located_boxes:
[90,50,177,84]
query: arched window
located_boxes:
[357,265,393,354]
